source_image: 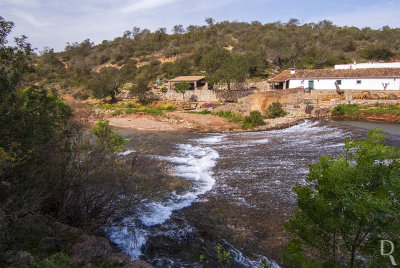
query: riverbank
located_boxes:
[106,111,307,133]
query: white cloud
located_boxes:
[122,0,182,13]
[0,0,39,8]
[12,10,53,27]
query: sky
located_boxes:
[1,0,400,52]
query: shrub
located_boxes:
[111,109,122,116]
[160,103,177,111]
[331,104,360,116]
[198,109,212,115]
[265,102,287,118]
[160,87,168,93]
[216,111,244,122]
[242,110,265,129]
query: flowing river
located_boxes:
[106,120,400,267]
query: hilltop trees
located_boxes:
[283,130,400,267]
[201,49,247,90]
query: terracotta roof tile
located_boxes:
[169,76,205,82]
[268,68,400,82]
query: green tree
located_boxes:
[88,67,122,102]
[0,16,33,102]
[173,81,191,101]
[131,75,151,103]
[283,129,400,267]
[201,49,247,90]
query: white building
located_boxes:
[335,62,400,70]
[268,68,400,91]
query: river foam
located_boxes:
[106,134,222,259]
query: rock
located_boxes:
[48,221,82,235]
[124,260,153,268]
[72,235,114,262]
[0,208,6,230]
[39,237,66,250]
[3,250,34,265]
[371,93,380,100]
[105,252,130,264]
[388,93,398,100]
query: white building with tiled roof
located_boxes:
[268,68,400,91]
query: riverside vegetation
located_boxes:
[0,16,178,267]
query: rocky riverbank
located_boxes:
[0,214,153,267]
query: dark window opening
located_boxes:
[357,80,362,84]
[336,80,342,85]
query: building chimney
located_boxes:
[352,61,357,70]
[290,68,296,74]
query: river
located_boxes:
[106,120,400,267]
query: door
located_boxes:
[308,80,314,89]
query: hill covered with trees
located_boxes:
[31,18,400,100]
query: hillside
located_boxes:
[30,19,400,100]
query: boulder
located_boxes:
[3,250,34,266]
[39,237,66,250]
[72,235,114,262]
[388,93,398,100]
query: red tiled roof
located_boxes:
[169,76,205,82]
[268,68,400,82]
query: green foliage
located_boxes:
[201,49,247,90]
[161,58,192,79]
[87,67,122,102]
[216,110,244,122]
[332,104,361,116]
[160,86,168,93]
[360,46,395,61]
[265,102,287,118]
[92,119,126,152]
[196,109,212,115]
[284,129,400,267]
[173,81,191,101]
[215,244,231,268]
[332,104,400,117]
[28,253,78,268]
[242,110,265,129]
[0,16,33,102]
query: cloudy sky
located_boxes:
[1,0,399,52]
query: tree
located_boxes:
[173,81,191,101]
[201,49,247,90]
[173,24,185,34]
[283,129,400,267]
[205,17,215,27]
[130,75,151,103]
[0,16,33,102]
[88,67,122,102]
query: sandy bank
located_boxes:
[105,111,307,133]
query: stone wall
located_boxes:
[243,88,305,111]
[161,89,219,102]
[158,87,258,102]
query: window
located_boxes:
[336,80,342,85]
[357,80,362,84]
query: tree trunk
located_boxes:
[227,82,231,91]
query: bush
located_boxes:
[216,111,244,122]
[160,103,177,111]
[242,110,265,129]
[160,87,168,93]
[331,104,360,116]
[265,102,287,118]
